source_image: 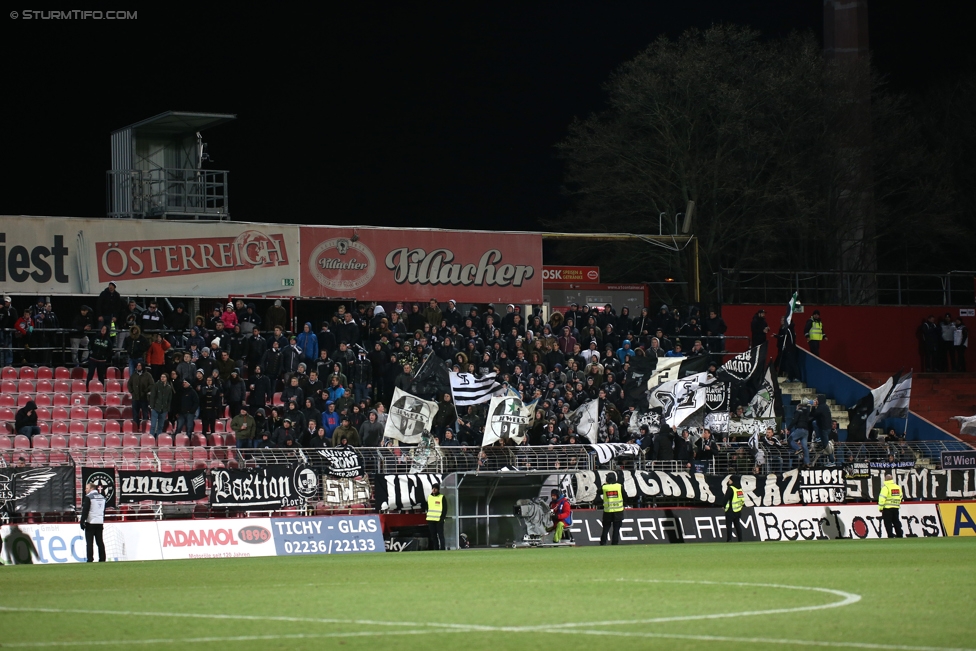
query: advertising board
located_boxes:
[753,504,944,541]
[0,216,300,297]
[0,521,161,564]
[271,515,384,555]
[157,518,277,560]
[300,226,542,303]
[937,502,976,536]
[568,508,759,545]
[542,266,600,283]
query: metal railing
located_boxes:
[715,269,976,306]
[107,168,229,220]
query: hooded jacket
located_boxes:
[15,401,38,430]
[149,378,175,412]
[297,322,319,362]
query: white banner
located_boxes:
[482,394,532,446]
[0,216,300,297]
[0,521,157,564]
[754,504,943,541]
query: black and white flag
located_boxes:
[590,443,641,464]
[649,371,715,428]
[646,355,712,390]
[375,473,443,511]
[450,371,504,406]
[622,355,657,408]
[714,343,767,409]
[482,394,533,446]
[850,371,913,437]
[210,464,318,509]
[570,399,600,443]
[747,366,776,419]
[385,387,439,444]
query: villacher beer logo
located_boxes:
[309,237,377,291]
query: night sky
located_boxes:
[5,2,971,233]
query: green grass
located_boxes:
[1,538,974,650]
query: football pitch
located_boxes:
[1,538,973,650]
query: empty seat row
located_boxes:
[2,366,127,381]
[1,379,126,394]
[0,432,236,450]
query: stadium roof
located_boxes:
[113,111,236,136]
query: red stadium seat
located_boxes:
[122,434,139,447]
[159,461,174,472]
[34,394,52,407]
[53,379,71,393]
[122,420,135,434]
[141,421,151,434]
[54,367,70,380]
[70,392,88,406]
[1,367,17,380]
[86,433,104,447]
[87,406,103,420]
[106,367,121,380]
[191,446,208,460]
[87,421,105,434]
[88,380,104,394]
[102,448,120,465]
[106,380,122,393]
[122,447,138,462]
[36,367,53,380]
[88,393,103,406]
[105,393,122,407]
[68,434,87,448]
[215,419,226,433]
[1,379,17,393]
[105,420,121,434]
[121,406,133,419]
[37,422,50,435]
[122,367,130,380]
[69,421,86,435]
[17,394,32,408]
[273,392,284,406]
[51,422,68,435]
[207,434,224,447]
[174,433,190,447]
[19,367,35,380]
[32,435,50,448]
[224,432,237,447]
[70,367,86,380]
[191,433,207,447]
[51,406,68,420]
[17,379,34,393]
[174,447,192,463]
[156,446,175,461]
[140,433,156,447]
[104,406,123,420]
[49,450,69,464]
[70,379,87,393]
[14,435,31,449]
[36,407,51,421]
[50,434,67,448]
[0,407,14,421]
[209,459,226,470]
[70,406,87,420]
[29,450,50,464]
[157,434,173,447]
[104,433,122,448]
[0,435,12,449]
[0,394,14,408]
[36,379,53,392]
[53,392,69,407]
[193,460,208,470]
[139,448,155,463]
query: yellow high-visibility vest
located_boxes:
[427,494,444,521]
[602,483,624,513]
[726,485,745,513]
[879,481,902,510]
[808,320,824,341]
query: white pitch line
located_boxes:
[0,630,467,648]
[534,628,976,651]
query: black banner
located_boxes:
[82,467,117,508]
[374,473,442,511]
[569,507,760,544]
[210,464,318,509]
[572,468,846,507]
[316,448,364,479]
[118,470,207,503]
[844,468,976,502]
[1,466,75,514]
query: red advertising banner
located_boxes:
[542,266,600,283]
[300,227,543,303]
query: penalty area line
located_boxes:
[0,630,476,648]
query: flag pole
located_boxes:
[903,368,912,439]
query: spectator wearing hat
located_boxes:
[220,303,238,330]
[274,417,297,448]
[804,310,827,358]
[230,405,256,449]
[332,415,360,447]
[265,299,288,332]
[68,304,95,367]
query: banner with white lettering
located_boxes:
[374,473,443,511]
[322,477,372,507]
[844,468,976,503]
[118,470,207,503]
[589,443,641,465]
[316,448,364,478]
[210,465,319,509]
[568,508,760,545]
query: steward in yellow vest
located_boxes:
[804,310,826,357]
[725,481,746,542]
[878,474,903,538]
[426,483,446,550]
[600,473,625,546]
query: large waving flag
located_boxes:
[384,388,439,444]
[648,370,716,429]
[450,371,505,406]
[786,291,800,326]
[482,394,534,446]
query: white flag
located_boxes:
[869,372,912,430]
[384,387,439,444]
[786,291,800,326]
[482,395,533,447]
[747,367,776,419]
[450,371,504,406]
[648,371,715,429]
[571,400,600,443]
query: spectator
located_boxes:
[775,316,800,382]
[265,299,288,332]
[274,418,297,448]
[750,309,769,347]
[322,401,340,440]
[15,400,40,440]
[247,366,272,414]
[789,400,814,468]
[124,325,150,378]
[919,315,941,372]
[95,281,125,332]
[174,379,199,435]
[128,361,153,431]
[296,322,319,364]
[804,310,827,357]
[145,332,171,379]
[224,368,246,416]
[361,409,384,447]
[86,325,113,391]
[220,303,238,330]
[140,301,163,332]
[954,316,969,372]
[310,427,330,448]
[332,415,361,447]
[665,343,685,357]
[696,429,717,464]
[67,304,94,367]
[148,373,174,438]
[0,295,17,367]
[351,349,373,404]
